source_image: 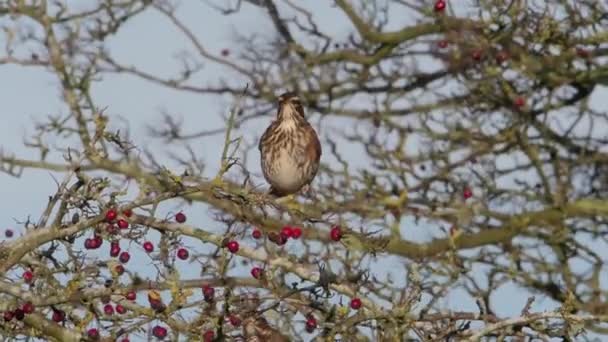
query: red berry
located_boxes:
[252,229,262,239]
[52,309,65,322]
[122,208,133,217]
[87,328,99,339]
[177,248,189,260]
[175,212,186,223]
[125,291,136,301]
[13,309,24,320]
[203,330,215,342]
[496,51,509,64]
[437,40,448,49]
[226,240,239,253]
[93,234,103,248]
[472,50,482,61]
[292,227,302,239]
[103,304,114,315]
[152,325,168,339]
[119,251,130,263]
[120,338,130,342]
[330,226,342,242]
[576,47,590,58]
[221,49,230,57]
[514,96,526,108]
[105,209,118,222]
[305,316,317,333]
[202,285,215,302]
[251,267,263,279]
[3,311,13,322]
[280,226,293,240]
[115,264,125,275]
[5,229,13,238]
[84,238,95,250]
[228,314,241,326]
[143,241,154,253]
[22,301,34,314]
[434,0,446,12]
[350,298,362,310]
[23,270,34,283]
[115,304,126,314]
[110,242,121,257]
[117,219,129,229]
[463,187,473,199]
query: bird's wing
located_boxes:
[305,125,322,162]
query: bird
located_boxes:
[259,92,321,197]
[243,316,290,342]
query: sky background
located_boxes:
[0,1,606,341]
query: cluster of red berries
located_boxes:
[3,301,34,322]
[84,234,103,249]
[103,303,126,315]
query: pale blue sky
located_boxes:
[1,1,606,341]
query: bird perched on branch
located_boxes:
[259,92,321,197]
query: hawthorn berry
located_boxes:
[114,264,125,275]
[175,212,186,223]
[496,51,509,64]
[437,40,448,49]
[117,219,129,229]
[434,0,446,12]
[143,241,154,253]
[93,235,103,248]
[226,240,239,253]
[115,304,126,314]
[22,302,34,314]
[13,308,24,320]
[177,248,189,260]
[252,229,262,239]
[52,309,65,322]
[292,227,302,239]
[3,311,13,322]
[305,316,317,333]
[120,338,130,342]
[350,298,362,310]
[280,226,293,240]
[251,267,263,279]
[103,304,114,315]
[463,187,473,199]
[23,270,34,283]
[330,226,342,242]
[122,208,133,217]
[84,238,95,250]
[152,325,168,339]
[472,50,482,61]
[105,208,118,222]
[202,285,215,302]
[221,49,230,57]
[203,330,215,342]
[5,229,13,238]
[514,96,526,108]
[125,291,136,301]
[228,314,241,326]
[119,251,130,263]
[21,302,34,314]
[87,328,100,339]
[110,241,121,257]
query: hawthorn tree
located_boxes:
[1,0,608,341]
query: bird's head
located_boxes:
[277,92,305,121]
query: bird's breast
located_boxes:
[266,147,305,191]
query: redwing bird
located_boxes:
[259,92,321,197]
